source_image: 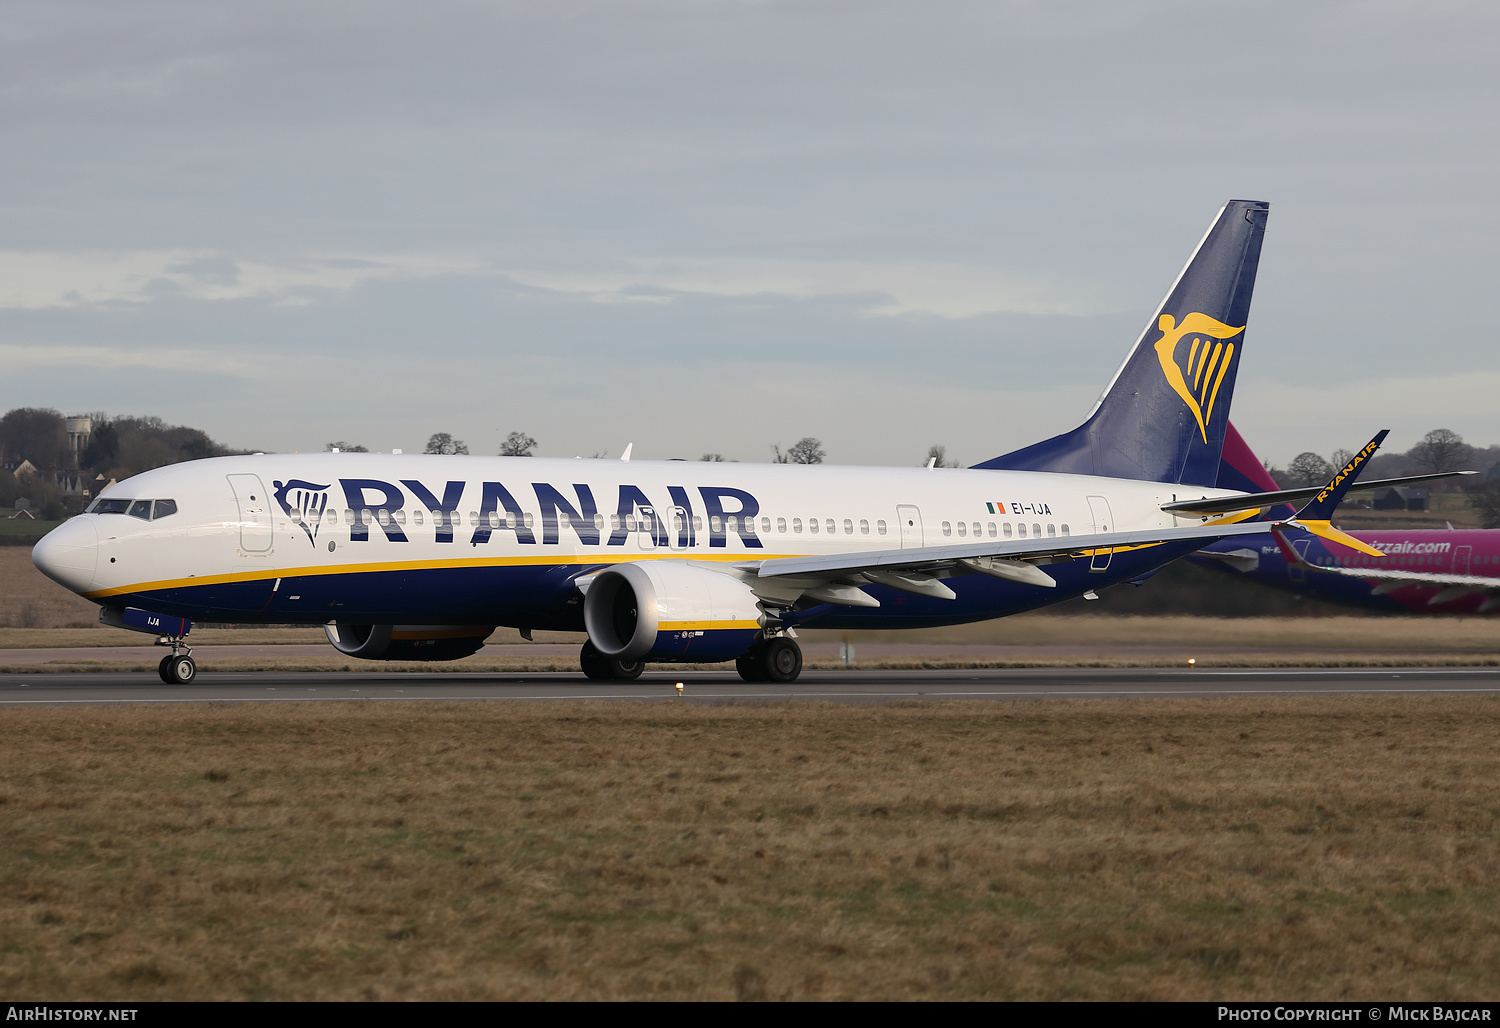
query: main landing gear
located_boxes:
[735,636,803,683]
[157,639,195,684]
[579,639,644,681]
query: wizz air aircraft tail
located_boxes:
[36,199,1342,686]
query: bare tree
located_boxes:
[700,453,726,462]
[1288,451,1334,488]
[1465,478,1500,529]
[1409,428,1473,474]
[924,445,959,468]
[1329,448,1353,472]
[772,438,825,464]
[499,431,536,457]
[425,432,469,455]
[325,441,368,452]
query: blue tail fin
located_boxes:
[974,199,1269,486]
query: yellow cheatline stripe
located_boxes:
[82,551,800,601]
[658,620,761,632]
[1297,520,1384,558]
[1204,507,1262,527]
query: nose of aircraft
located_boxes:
[32,517,99,593]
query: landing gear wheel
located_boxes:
[162,654,196,684]
[580,640,612,681]
[735,650,766,682]
[761,637,802,683]
[580,641,645,681]
[609,658,643,681]
[158,654,174,684]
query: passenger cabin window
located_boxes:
[987,522,996,537]
[972,522,981,537]
[693,516,703,531]
[826,519,835,534]
[710,516,723,532]
[777,518,787,533]
[1061,524,1070,536]
[860,519,869,534]
[412,510,424,526]
[793,519,803,533]
[809,519,819,534]
[877,520,887,535]
[1003,523,1013,538]
[1032,523,1041,537]
[942,521,952,536]
[761,517,771,534]
[1047,523,1056,537]
[1017,524,1026,538]
[956,521,966,537]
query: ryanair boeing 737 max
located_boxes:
[31,200,1387,684]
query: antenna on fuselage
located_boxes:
[621,443,633,462]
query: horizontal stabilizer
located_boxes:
[1162,471,1476,515]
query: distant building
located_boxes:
[1372,486,1428,511]
[65,416,92,470]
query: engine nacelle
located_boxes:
[583,561,763,663]
[324,623,495,661]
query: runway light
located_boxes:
[675,682,684,697]
[1188,658,1196,667]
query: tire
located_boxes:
[157,654,175,685]
[609,658,644,681]
[166,655,197,684]
[736,647,766,682]
[581,640,644,681]
[761,638,802,683]
[580,640,612,681]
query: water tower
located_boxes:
[65,416,92,470]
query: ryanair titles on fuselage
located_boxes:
[273,476,764,549]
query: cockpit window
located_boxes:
[89,497,178,520]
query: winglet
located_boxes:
[1288,430,1388,557]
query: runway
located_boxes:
[4,666,1500,706]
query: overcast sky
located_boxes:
[3,1,1498,467]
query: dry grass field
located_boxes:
[3,697,1500,1000]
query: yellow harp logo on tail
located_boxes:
[1153,312,1245,443]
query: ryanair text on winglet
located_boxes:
[1316,438,1382,505]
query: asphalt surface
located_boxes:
[3,666,1500,706]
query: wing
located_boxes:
[720,519,1285,608]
